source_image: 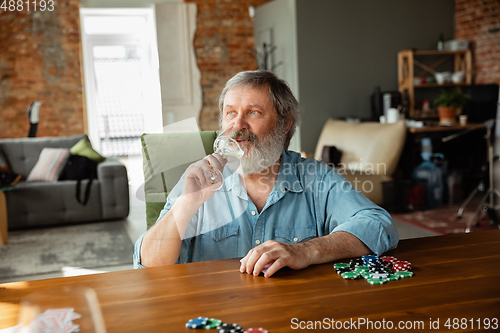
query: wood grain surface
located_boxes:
[1,230,499,332]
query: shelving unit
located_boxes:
[397,49,472,118]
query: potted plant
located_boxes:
[434,89,469,124]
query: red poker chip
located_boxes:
[393,265,411,272]
[394,260,411,266]
[244,329,269,333]
[380,256,397,263]
[393,263,411,267]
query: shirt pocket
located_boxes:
[205,224,240,242]
[274,227,318,244]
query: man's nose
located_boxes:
[231,113,248,131]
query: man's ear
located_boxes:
[284,120,293,134]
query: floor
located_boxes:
[4,156,439,283]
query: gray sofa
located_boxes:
[0,134,129,230]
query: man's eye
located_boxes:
[226,111,235,116]
[250,110,259,115]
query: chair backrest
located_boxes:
[314,119,406,176]
[141,130,218,229]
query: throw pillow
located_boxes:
[70,137,106,163]
[27,148,70,182]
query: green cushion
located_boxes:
[70,137,106,162]
[141,130,218,229]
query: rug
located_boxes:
[391,204,500,235]
[0,222,133,281]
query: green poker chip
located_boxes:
[201,318,222,329]
[367,277,389,284]
[354,266,369,273]
[341,271,360,280]
[388,273,401,281]
[361,271,371,279]
[395,271,414,278]
[333,263,351,269]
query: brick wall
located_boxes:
[184,0,272,130]
[455,0,500,84]
[3,1,494,139]
[0,0,83,139]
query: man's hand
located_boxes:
[239,232,372,278]
[182,153,227,205]
[239,240,313,278]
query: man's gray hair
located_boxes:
[218,70,301,149]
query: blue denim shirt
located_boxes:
[134,150,399,268]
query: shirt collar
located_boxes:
[275,150,304,193]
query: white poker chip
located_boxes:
[369,272,390,279]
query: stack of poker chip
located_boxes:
[392,260,412,272]
[185,317,268,332]
[333,255,414,284]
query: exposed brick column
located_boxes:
[0,0,84,139]
[184,0,273,130]
[455,0,500,84]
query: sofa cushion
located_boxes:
[70,137,106,162]
[27,148,70,182]
[6,180,102,229]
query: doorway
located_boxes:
[80,8,162,157]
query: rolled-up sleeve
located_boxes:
[133,231,147,269]
[320,169,399,255]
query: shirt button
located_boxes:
[255,240,261,245]
[293,237,299,242]
[251,211,256,216]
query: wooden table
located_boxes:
[1,230,499,332]
[406,122,485,133]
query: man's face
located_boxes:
[221,85,285,175]
[222,85,278,152]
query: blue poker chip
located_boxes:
[364,260,383,267]
[361,255,379,262]
[186,316,209,329]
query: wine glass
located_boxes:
[195,125,244,191]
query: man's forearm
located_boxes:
[140,197,199,267]
[302,231,371,266]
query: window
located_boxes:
[80,8,161,156]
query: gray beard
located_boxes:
[238,126,286,175]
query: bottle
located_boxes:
[412,138,443,208]
[437,33,444,51]
[383,93,392,120]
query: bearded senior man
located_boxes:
[134,70,399,277]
